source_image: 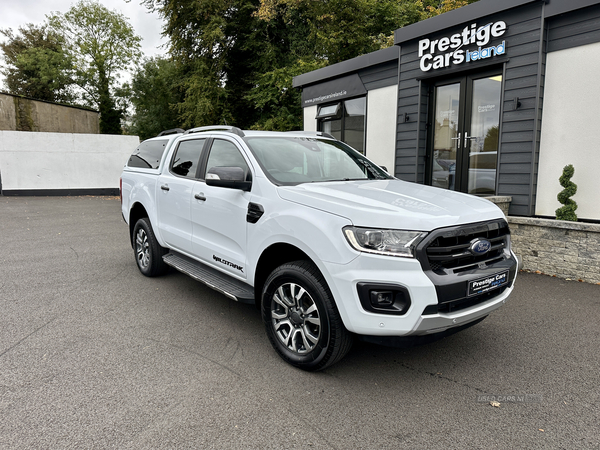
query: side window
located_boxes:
[127,139,168,169]
[317,97,366,153]
[170,139,205,178]
[204,139,249,178]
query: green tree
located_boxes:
[483,125,499,152]
[254,0,479,63]
[127,56,183,140]
[142,0,479,131]
[245,58,327,131]
[140,0,262,128]
[249,0,477,129]
[48,0,142,134]
[255,0,418,64]
[420,0,475,19]
[0,24,75,103]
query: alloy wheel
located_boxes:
[271,282,322,354]
[135,228,150,269]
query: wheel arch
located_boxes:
[254,243,321,308]
[129,202,150,248]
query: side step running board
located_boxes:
[163,252,255,304]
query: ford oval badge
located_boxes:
[470,239,492,255]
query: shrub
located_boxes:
[555,164,578,221]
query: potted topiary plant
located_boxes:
[555,164,578,221]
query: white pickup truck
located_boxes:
[120,126,518,371]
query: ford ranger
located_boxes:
[120,126,518,371]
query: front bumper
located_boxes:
[321,250,517,337]
[407,282,512,335]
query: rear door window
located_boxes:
[170,139,206,179]
[127,139,169,169]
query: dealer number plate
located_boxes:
[468,270,509,297]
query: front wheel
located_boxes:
[262,261,353,371]
[132,218,168,277]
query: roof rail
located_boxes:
[183,125,245,137]
[157,128,185,136]
[286,130,335,140]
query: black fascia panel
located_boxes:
[394,0,541,45]
[292,46,399,88]
[545,0,600,18]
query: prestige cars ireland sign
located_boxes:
[418,21,507,72]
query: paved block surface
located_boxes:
[1,196,599,449]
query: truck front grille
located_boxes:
[422,219,510,274]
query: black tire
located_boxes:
[261,260,353,371]
[132,218,169,277]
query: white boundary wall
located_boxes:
[537,42,600,221]
[0,131,139,192]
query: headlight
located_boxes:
[343,226,428,258]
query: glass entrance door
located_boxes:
[429,73,502,195]
[431,82,462,191]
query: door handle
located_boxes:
[464,133,477,147]
[195,193,206,201]
[160,184,170,191]
[450,132,461,149]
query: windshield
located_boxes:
[244,136,392,185]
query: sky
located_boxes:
[0,0,168,89]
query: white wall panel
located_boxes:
[537,42,600,221]
[366,85,398,175]
[303,105,318,132]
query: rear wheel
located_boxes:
[132,218,168,277]
[262,261,353,371]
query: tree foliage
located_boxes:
[420,0,473,19]
[126,56,183,140]
[141,0,477,131]
[256,0,415,63]
[48,0,142,134]
[139,0,260,128]
[0,24,75,103]
[245,59,327,131]
[3,0,479,135]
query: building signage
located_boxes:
[301,74,367,106]
[418,21,507,72]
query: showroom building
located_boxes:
[293,0,600,221]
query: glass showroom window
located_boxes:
[317,98,366,153]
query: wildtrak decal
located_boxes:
[213,255,244,273]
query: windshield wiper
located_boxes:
[313,178,368,183]
[358,160,388,179]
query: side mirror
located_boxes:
[206,166,252,191]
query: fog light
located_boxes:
[358,283,412,315]
[392,292,410,314]
[371,290,394,307]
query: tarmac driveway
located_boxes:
[0,196,599,449]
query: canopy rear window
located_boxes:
[127,139,169,169]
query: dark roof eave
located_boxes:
[292,0,600,88]
[292,46,399,89]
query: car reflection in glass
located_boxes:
[432,151,497,196]
[432,159,456,191]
